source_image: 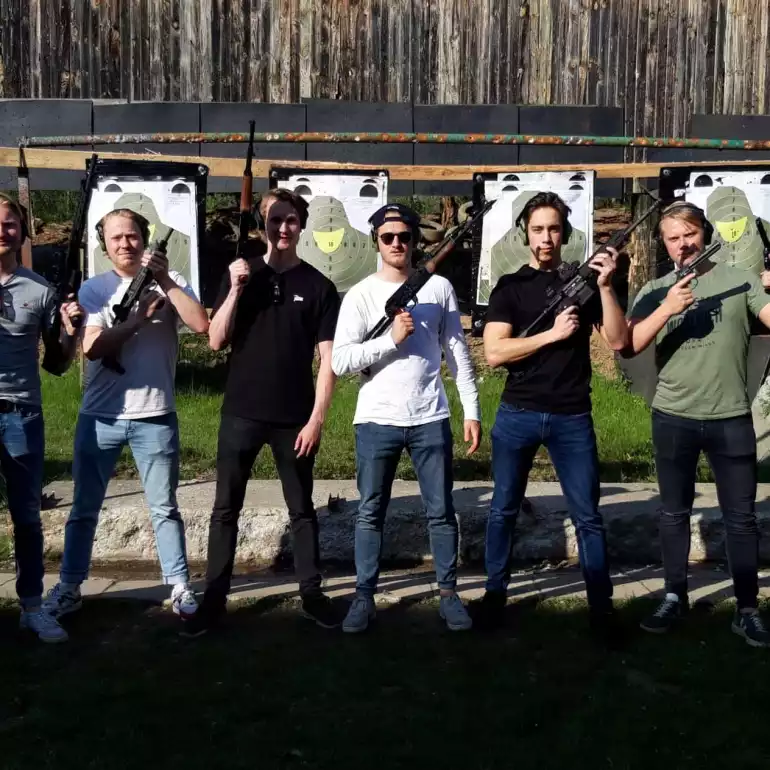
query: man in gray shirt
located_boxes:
[0,194,82,643]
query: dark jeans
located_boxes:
[652,409,759,608]
[486,403,613,610]
[0,406,45,608]
[354,419,457,594]
[203,413,321,609]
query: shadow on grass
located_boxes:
[1,585,769,770]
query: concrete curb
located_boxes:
[10,479,770,568]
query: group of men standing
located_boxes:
[1,181,769,648]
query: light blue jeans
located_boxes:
[60,412,190,586]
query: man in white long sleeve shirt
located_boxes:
[332,203,481,633]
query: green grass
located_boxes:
[39,341,657,483]
[1,592,768,769]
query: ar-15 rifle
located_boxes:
[362,199,495,344]
[101,225,176,375]
[517,197,665,338]
[42,153,98,374]
[756,217,770,271]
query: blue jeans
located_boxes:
[486,403,613,610]
[60,413,189,585]
[355,419,458,595]
[0,406,45,608]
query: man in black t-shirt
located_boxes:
[183,188,341,636]
[476,192,628,637]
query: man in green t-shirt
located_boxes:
[627,201,770,647]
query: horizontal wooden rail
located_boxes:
[5,147,770,181]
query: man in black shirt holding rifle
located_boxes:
[476,192,629,640]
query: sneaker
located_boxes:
[42,583,83,619]
[471,590,507,631]
[20,608,69,643]
[439,593,473,631]
[171,584,198,619]
[179,603,224,639]
[300,593,342,629]
[342,595,376,633]
[732,609,770,648]
[640,594,688,634]
[590,607,627,650]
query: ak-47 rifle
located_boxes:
[42,153,98,374]
[235,120,256,264]
[101,225,176,375]
[756,217,770,271]
[517,197,665,338]
[362,199,495,344]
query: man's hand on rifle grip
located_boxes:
[390,309,415,345]
[548,306,580,343]
[229,258,251,293]
[60,293,85,336]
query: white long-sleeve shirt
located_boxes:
[332,273,480,427]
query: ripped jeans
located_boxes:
[652,409,759,609]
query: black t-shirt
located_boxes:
[485,265,602,414]
[214,258,340,425]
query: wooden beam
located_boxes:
[3,146,770,181]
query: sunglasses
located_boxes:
[378,231,413,246]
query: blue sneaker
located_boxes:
[342,595,376,633]
[439,593,472,631]
[732,609,770,648]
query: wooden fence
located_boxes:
[0,0,768,139]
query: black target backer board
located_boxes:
[85,158,208,302]
[413,105,520,197]
[0,99,93,190]
[92,102,201,161]
[269,166,388,294]
[200,103,307,193]
[518,106,624,199]
[303,99,413,196]
[470,169,595,334]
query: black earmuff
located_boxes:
[655,201,714,245]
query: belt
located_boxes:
[0,400,20,413]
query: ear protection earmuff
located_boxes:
[514,204,572,246]
[655,201,714,245]
[96,212,151,252]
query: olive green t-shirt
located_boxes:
[629,262,770,419]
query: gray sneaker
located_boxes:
[342,595,376,633]
[42,583,83,619]
[20,609,68,643]
[439,593,473,631]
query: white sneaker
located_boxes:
[171,584,198,618]
[439,593,473,631]
[20,609,69,643]
[42,583,83,619]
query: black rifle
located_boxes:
[41,153,98,374]
[363,199,495,344]
[102,225,176,375]
[235,120,256,263]
[756,217,770,271]
[518,198,665,338]
[673,240,722,281]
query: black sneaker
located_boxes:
[589,607,628,650]
[179,603,224,639]
[471,590,507,631]
[732,609,770,648]
[640,595,688,634]
[300,593,342,629]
